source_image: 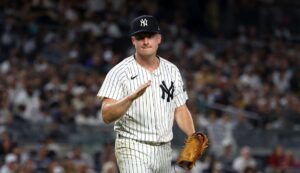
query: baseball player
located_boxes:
[97,15,196,173]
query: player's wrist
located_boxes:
[127,94,135,102]
[187,131,195,136]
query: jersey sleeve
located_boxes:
[97,68,124,101]
[173,68,188,107]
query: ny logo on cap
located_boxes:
[140,18,148,27]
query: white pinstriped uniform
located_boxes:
[97,55,188,173]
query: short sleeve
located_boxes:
[97,68,124,101]
[173,68,188,107]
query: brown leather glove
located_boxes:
[176,132,208,170]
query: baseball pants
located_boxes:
[115,135,172,173]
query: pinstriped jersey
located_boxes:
[97,55,188,143]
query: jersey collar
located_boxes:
[132,54,161,76]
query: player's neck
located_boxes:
[134,53,160,72]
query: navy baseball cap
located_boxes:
[130,15,160,36]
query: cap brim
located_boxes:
[131,30,160,36]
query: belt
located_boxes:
[117,134,169,146]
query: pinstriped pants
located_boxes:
[115,136,172,173]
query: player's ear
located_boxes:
[157,34,162,44]
[131,36,136,45]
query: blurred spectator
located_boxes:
[232,112,254,147]
[33,143,52,172]
[47,160,64,173]
[206,111,236,158]
[202,154,223,173]
[0,132,17,165]
[0,89,12,124]
[44,137,61,155]
[101,161,118,173]
[61,157,76,173]
[280,150,300,171]
[243,166,256,173]
[17,159,35,173]
[233,146,256,173]
[267,144,285,169]
[12,145,29,165]
[218,139,236,173]
[67,146,93,170]
[206,111,229,156]
[239,66,262,90]
[271,60,292,93]
[0,153,19,173]
[99,143,117,173]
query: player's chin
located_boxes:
[139,50,155,57]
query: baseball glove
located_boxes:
[176,132,208,170]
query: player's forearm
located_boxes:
[178,114,195,136]
[101,81,151,124]
[102,96,134,124]
[175,105,195,136]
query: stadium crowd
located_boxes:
[0,0,300,173]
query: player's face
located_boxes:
[131,33,161,57]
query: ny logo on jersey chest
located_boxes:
[160,81,174,102]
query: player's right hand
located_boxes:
[130,80,151,100]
